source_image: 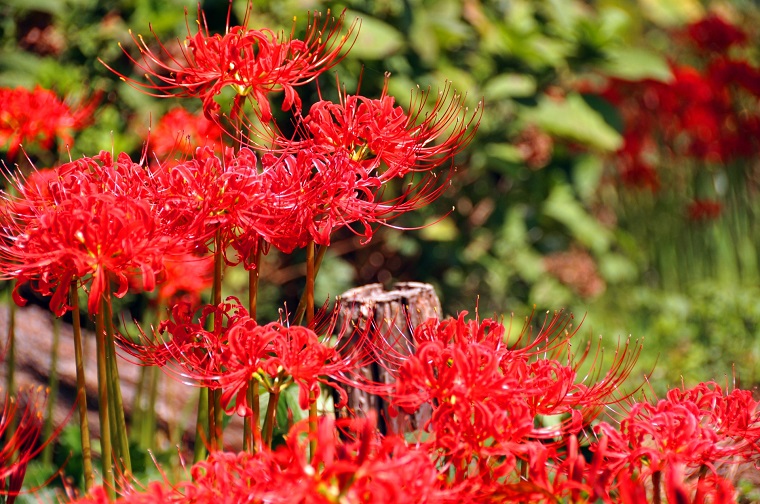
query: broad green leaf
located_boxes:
[543,184,612,253]
[526,93,623,152]
[420,216,459,241]
[598,253,639,283]
[483,74,536,99]
[344,11,405,60]
[638,0,704,26]
[602,47,673,82]
[573,154,605,202]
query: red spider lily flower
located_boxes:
[393,311,641,479]
[148,107,226,159]
[253,147,454,252]
[0,86,96,159]
[108,7,356,123]
[393,338,536,463]
[157,252,214,307]
[120,298,383,418]
[595,381,760,488]
[119,297,250,375]
[687,198,722,222]
[0,387,62,504]
[269,78,481,180]
[71,417,445,503]
[687,14,747,53]
[152,146,266,261]
[1,157,168,314]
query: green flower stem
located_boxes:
[652,470,661,504]
[42,316,60,466]
[209,230,224,451]
[95,304,114,500]
[4,300,16,446]
[70,282,94,492]
[141,366,159,456]
[245,244,262,453]
[104,297,131,475]
[305,240,317,460]
[293,245,326,325]
[261,386,280,448]
[213,388,223,450]
[193,388,209,464]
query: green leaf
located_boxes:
[483,74,536,99]
[543,184,613,253]
[573,154,605,202]
[526,93,623,151]
[601,47,673,82]
[420,216,459,241]
[345,11,404,60]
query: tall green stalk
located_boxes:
[4,300,16,446]
[70,282,95,492]
[293,245,327,326]
[103,297,132,475]
[42,316,60,466]
[244,243,262,453]
[211,230,224,451]
[305,240,317,460]
[95,304,114,499]
[193,388,209,464]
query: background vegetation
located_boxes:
[2,0,759,400]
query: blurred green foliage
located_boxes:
[2,0,760,399]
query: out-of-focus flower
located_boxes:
[687,198,722,221]
[514,124,554,170]
[0,86,96,159]
[543,247,606,298]
[149,107,226,159]
[687,14,748,53]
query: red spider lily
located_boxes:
[71,417,444,503]
[152,146,267,261]
[148,107,226,159]
[262,78,481,180]
[687,198,723,222]
[686,14,747,53]
[108,6,356,123]
[392,311,641,481]
[253,146,455,253]
[0,189,167,315]
[393,338,535,459]
[0,387,62,504]
[595,380,760,488]
[157,252,214,307]
[121,297,382,417]
[119,297,250,376]
[0,85,96,159]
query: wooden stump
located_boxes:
[335,282,439,435]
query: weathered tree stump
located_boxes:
[335,282,439,435]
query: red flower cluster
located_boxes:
[600,14,759,195]
[148,107,226,159]
[687,198,723,222]
[0,387,59,504]
[120,297,377,417]
[61,302,760,502]
[593,381,760,501]
[0,86,95,159]
[109,8,357,123]
[0,152,168,315]
[75,416,444,504]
